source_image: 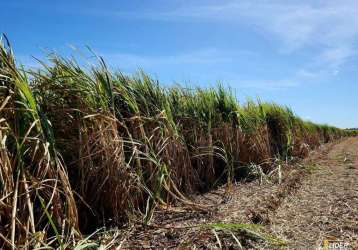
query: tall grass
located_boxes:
[0,38,353,248]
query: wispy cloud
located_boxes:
[112,1,358,51]
[317,47,356,71]
[88,1,358,87]
[112,0,358,71]
[101,48,255,69]
[50,1,358,89]
[224,67,323,90]
[236,79,299,90]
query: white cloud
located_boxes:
[59,1,358,89]
[101,48,255,69]
[129,1,358,51]
[237,79,299,90]
[297,69,318,79]
[96,1,358,85]
[318,47,356,71]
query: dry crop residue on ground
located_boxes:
[117,137,358,249]
[268,137,358,249]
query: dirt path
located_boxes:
[268,137,358,249]
[120,137,358,249]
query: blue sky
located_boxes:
[2,0,357,128]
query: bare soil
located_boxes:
[114,137,358,249]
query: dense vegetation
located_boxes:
[0,38,353,248]
[345,128,358,136]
